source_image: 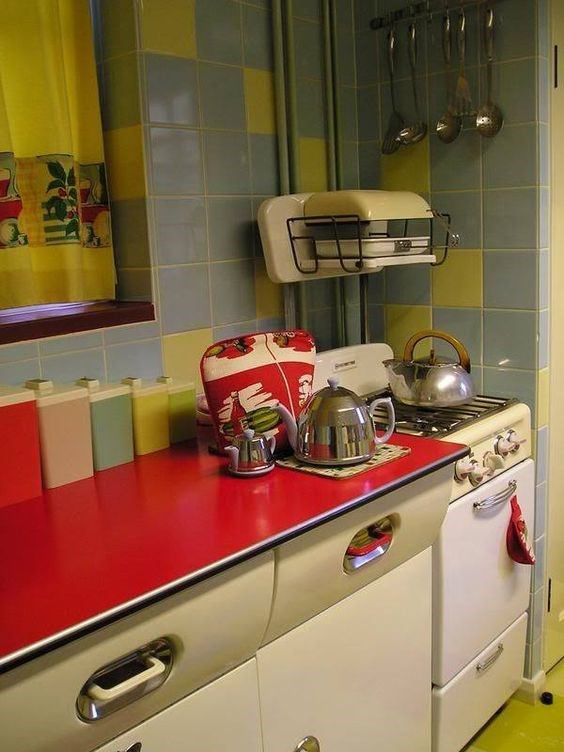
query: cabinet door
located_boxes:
[257,548,432,752]
[94,659,262,752]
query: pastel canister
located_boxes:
[157,376,196,443]
[122,378,170,456]
[77,378,134,471]
[25,379,93,489]
[0,385,42,507]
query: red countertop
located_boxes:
[0,434,467,673]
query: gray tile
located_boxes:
[526,587,545,646]
[357,85,379,142]
[533,535,546,594]
[538,309,549,370]
[432,191,481,249]
[203,131,251,194]
[340,86,358,142]
[0,359,41,386]
[340,141,359,190]
[111,199,151,268]
[529,638,543,679]
[100,0,137,60]
[242,5,273,70]
[358,141,380,189]
[106,339,164,382]
[213,320,258,342]
[39,332,104,357]
[432,308,482,366]
[210,260,257,325]
[336,30,356,87]
[150,127,204,195]
[208,197,254,260]
[428,67,480,130]
[539,188,549,248]
[256,316,285,333]
[493,0,536,61]
[385,265,430,305]
[195,0,242,65]
[293,18,323,79]
[368,305,385,342]
[427,6,480,74]
[367,271,385,304]
[337,0,354,30]
[380,77,428,144]
[538,0,550,58]
[146,54,199,126]
[117,268,153,301]
[294,0,321,20]
[0,342,38,364]
[538,57,549,123]
[355,0,377,32]
[304,277,335,310]
[539,250,549,309]
[102,53,140,130]
[536,426,549,485]
[250,134,279,195]
[154,198,207,265]
[344,306,362,346]
[471,365,484,393]
[42,349,106,384]
[483,251,537,310]
[483,367,536,419]
[355,29,379,87]
[199,62,245,130]
[104,321,161,345]
[483,188,537,249]
[431,128,481,193]
[378,17,428,83]
[343,276,360,307]
[297,78,327,139]
[483,124,538,189]
[484,310,536,369]
[158,265,211,333]
[485,59,536,125]
[307,308,338,352]
[535,483,547,540]
[539,124,549,187]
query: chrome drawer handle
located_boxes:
[476,644,504,674]
[473,480,516,511]
[294,737,320,752]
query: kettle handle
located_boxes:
[368,397,396,445]
[403,329,471,372]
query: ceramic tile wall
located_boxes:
[355,0,550,678]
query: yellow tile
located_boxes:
[244,69,276,134]
[380,137,430,194]
[255,259,283,318]
[103,125,146,200]
[537,368,549,428]
[432,249,483,308]
[163,329,213,393]
[385,305,432,358]
[298,137,328,192]
[140,0,197,57]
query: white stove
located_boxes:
[314,343,534,752]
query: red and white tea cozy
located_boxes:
[200,330,316,453]
[506,495,535,565]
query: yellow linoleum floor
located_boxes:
[464,660,564,751]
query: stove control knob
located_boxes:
[484,450,504,476]
[455,457,479,482]
[468,464,486,486]
[507,429,527,454]
[495,430,527,456]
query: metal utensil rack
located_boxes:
[369,0,499,31]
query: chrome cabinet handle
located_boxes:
[476,644,504,674]
[473,480,516,511]
[87,656,166,702]
[294,737,320,752]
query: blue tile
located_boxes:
[427,6,480,74]
[111,199,151,268]
[385,265,430,305]
[432,308,482,366]
[428,66,480,128]
[483,188,537,249]
[355,29,379,86]
[482,367,536,420]
[367,271,385,303]
[250,134,279,195]
[146,54,199,126]
[42,349,106,384]
[39,332,104,356]
[484,59,537,125]
[297,78,327,138]
[483,251,537,310]
[344,306,362,346]
[203,131,251,194]
[339,86,358,141]
[357,85,379,142]
[358,141,380,189]
[293,18,323,79]
[432,191,481,249]
[539,250,549,309]
[536,426,548,484]
[538,309,549,370]
[154,198,208,265]
[535,483,547,539]
[294,0,321,20]
[430,128,481,193]
[380,76,428,144]
[104,321,161,345]
[484,310,536,369]
[539,188,549,248]
[117,268,153,301]
[307,308,338,352]
[539,124,549,187]
[106,339,164,382]
[493,0,536,61]
[483,124,538,189]
[538,0,550,58]
[533,535,546,594]
[158,265,211,334]
[150,128,204,195]
[368,305,385,342]
[343,276,360,307]
[538,57,549,123]
[208,197,254,261]
[199,62,245,130]
[210,260,257,325]
[340,140,359,190]
[303,277,335,310]
[256,316,285,332]
[0,359,41,386]
[0,342,38,364]
[355,0,377,31]
[102,53,140,130]
[195,0,242,65]
[213,320,258,342]
[243,5,273,70]
[336,30,356,87]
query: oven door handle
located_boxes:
[473,480,517,511]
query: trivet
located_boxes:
[276,444,411,479]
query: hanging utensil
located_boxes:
[381,27,405,154]
[398,23,427,145]
[436,11,462,143]
[476,7,503,136]
[453,8,473,117]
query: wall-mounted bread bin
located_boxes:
[258,190,459,284]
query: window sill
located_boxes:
[0,301,155,345]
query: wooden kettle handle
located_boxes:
[403,329,471,372]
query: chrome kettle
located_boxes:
[225,429,276,476]
[274,377,395,466]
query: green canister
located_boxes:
[157,376,196,443]
[77,378,134,471]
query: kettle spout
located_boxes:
[273,403,297,451]
[224,445,239,471]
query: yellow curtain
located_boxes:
[0,0,115,309]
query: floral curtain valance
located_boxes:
[0,0,115,310]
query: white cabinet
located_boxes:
[257,548,432,752]
[94,659,262,752]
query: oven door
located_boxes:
[432,459,534,687]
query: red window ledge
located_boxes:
[0,301,155,345]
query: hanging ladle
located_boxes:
[398,23,427,145]
[476,7,503,136]
[436,11,462,143]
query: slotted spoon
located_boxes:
[476,8,503,136]
[381,27,405,155]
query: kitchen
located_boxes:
[0,0,560,751]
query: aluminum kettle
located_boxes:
[225,428,276,476]
[274,377,395,466]
[383,329,476,407]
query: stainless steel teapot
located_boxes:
[225,428,276,476]
[274,377,395,466]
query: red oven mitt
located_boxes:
[506,496,535,565]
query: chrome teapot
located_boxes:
[225,429,276,477]
[274,377,395,466]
